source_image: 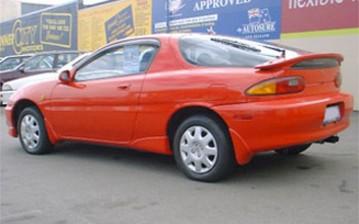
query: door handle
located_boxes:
[117,83,131,90]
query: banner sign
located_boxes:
[105,5,135,43]
[0,2,77,57]
[78,0,152,51]
[152,0,282,40]
[282,0,359,33]
[40,12,73,48]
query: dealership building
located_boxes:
[0,0,358,110]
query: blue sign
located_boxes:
[152,0,282,40]
[105,5,134,43]
[0,2,77,57]
[40,12,73,48]
[152,0,169,34]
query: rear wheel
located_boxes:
[173,115,236,182]
[17,107,53,155]
[275,144,312,156]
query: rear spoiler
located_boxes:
[255,53,344,70]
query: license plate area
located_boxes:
[323,104,341,125]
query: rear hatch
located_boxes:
[255,53,343,96]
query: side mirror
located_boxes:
[59,70,72,83]
[19,66,25,73]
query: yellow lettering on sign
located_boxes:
[0,34,14,48]
[12,19,41,54]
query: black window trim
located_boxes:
[73,39,160,82]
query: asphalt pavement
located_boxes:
[1,107,358,224]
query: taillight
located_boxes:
[246,76,305,96]
[335,72,342,88]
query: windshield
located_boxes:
[57,52,91,72]
[24,55,55,71]
[179,35,300,68]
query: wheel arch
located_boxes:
[12,100,57,144]
[12,100,39,131]
[166,106,231,151]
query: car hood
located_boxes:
[8,77,59,105]
[5,72,58,90]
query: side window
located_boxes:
[24,55,55,71]
[75,45,156,81]
[0,58,21,70]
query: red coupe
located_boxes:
[5,34,353,182]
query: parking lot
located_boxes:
[1,107,358,224]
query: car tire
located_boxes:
[173,115,236,182]
[275,144,312,156]
[17,107,53,155]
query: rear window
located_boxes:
[179,35,299,68]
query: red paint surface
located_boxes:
[5,34,354,165]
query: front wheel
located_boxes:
[173,115,236,182]
[275,144,312,156]
[17,107,53,155]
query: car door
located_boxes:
[49,42,158,143]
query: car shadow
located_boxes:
[49,141,331,183]
[52,141,179,175]
[229,152,329,183]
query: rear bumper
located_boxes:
[213,93,353,164]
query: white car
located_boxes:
[0,53,90,105]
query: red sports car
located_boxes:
[5,34,353,182]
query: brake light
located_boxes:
[335,72,342,88]
[246,76,305,96]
